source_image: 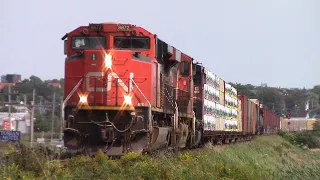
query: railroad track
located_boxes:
[54,135,256,163]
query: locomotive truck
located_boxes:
[61,22,281,156]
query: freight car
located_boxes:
[61,22,281,156]
[280,118,319,132]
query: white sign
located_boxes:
[37,138,45,144]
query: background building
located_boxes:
[0,112,30,134]
[1,75,6,82]
[5,74,21,83]
[1,74,22,83]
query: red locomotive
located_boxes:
[61,22,281,156]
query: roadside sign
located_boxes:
[37,138,45,144]
[3,120,9,130]
[0,130,20,142]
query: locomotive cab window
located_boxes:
[71,36,106,50]
[180,61,190,76]
[113,36,150,50]
[193,64,202,84]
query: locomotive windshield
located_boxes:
[113,36,150,50]
[71,36,106,50]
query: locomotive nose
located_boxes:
[84,51,113,71]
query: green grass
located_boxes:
[278,130,320,148]
[1,135,320,180]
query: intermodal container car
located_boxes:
[280,118,288,130]
[261,106,280,134]
[238,94,247,135]
[219,78,225,93]
[247,99,257,135]
[306,119,319,130]
[238,94,257,135]
[288,119,307,131]
[249,99,262,134]
[237,98,243,132]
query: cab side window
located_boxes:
[180,61,190,77]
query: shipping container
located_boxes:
[288,119,307,132]
[204,69,220,90]
[249,99,261,134]
[238,94,248,135]
[261,106,281,134]
[262,106,271,133]
[247,100,257,135]
[219,78,225,93]
[307,119,319,130]
[203,115,217,131]
[259,106,264,133]
[252,101,258,134]
[219,91,225,105]
[247,100,252,134]
[215,117,225,131]
[237,99,242,132]
[280,118,288,130]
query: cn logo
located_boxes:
[85,72,134,93]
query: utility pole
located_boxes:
[51,92,56,140]
[261,82,264,105]
[39,96,43,115]
[272,103,275,112]
[8,85,11,130]
[30,88,35,147]
[24,95,27,105]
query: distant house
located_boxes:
[48,82,61,89]
[0,82,16,90]
[0,112,30,134]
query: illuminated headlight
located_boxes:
[124,95,132,105]
[105,53,112,69]
[79,95,87,103]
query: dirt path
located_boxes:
[310,148,320,152]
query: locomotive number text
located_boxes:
[89,24,103,30]
[117,25,131,31]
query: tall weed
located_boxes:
[1,135,320,179]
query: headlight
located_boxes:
[79,95,87,103]
[124,95,132,105]
[130,112,136,116]
[105,53,112,69]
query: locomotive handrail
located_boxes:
[60,78,84,140]
[131,78,153,133]
[131,79,151,107]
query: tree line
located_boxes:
[231,83,320,118]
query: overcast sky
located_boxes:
[1,0,319,89]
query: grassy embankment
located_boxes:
[1,133,320,180]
